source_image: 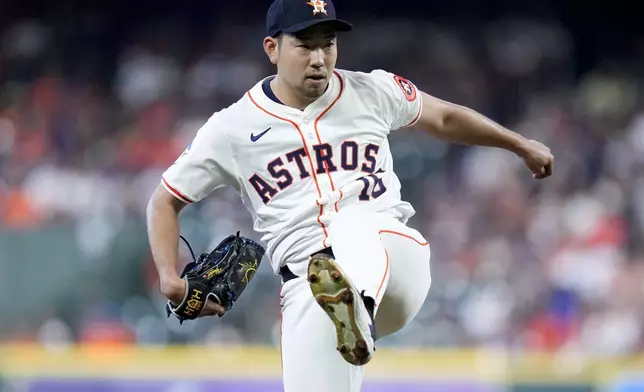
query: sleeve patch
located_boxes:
[393,75,417,102]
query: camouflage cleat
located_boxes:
[307,253,375,366]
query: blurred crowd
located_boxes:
[1,11,644,357]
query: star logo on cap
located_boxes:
[306,0,328,15]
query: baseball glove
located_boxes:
[166,231,265,324]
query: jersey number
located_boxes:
[358,170,387,201]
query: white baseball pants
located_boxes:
[279,204,432,392]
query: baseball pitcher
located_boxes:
[146,0,554,391]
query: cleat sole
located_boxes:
[308,253,373,366]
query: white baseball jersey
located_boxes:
[161,68,423,274]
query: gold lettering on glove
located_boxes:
[205,267,223,279]
[184,289,204,316]
[240,260,258,283]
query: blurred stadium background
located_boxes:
[1,0,644,391]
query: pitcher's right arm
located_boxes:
[145,113,234,315]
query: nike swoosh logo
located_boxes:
[251,127,272,142]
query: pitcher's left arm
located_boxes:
[414,92,554,179]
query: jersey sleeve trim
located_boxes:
[161,178,194,204]
[403,93,423,128]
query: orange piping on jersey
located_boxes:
[313,71,344,213]
[379,229,429,246]
[247,90,330,243]
[375,248,390,299]
[334,189,344,213]
[162,178,193,204]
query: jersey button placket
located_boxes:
[302,117,316,141]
